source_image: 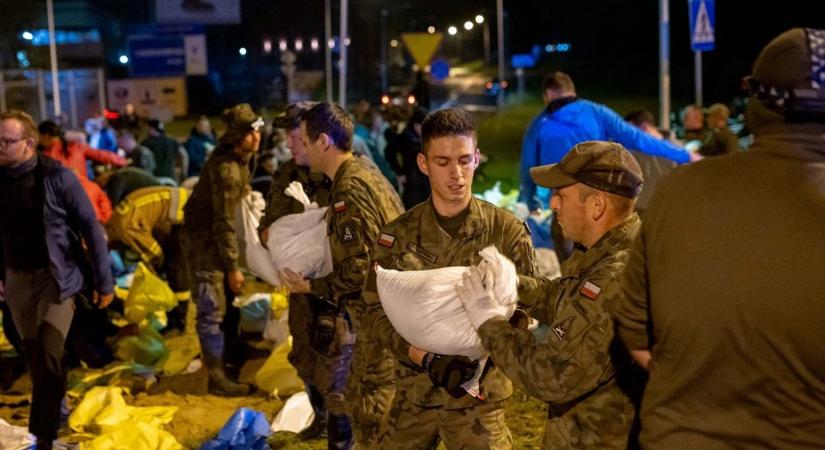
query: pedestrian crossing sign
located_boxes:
[689,0,715,51]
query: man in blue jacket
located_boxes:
[519,72,698,212]
[0,110,113,450]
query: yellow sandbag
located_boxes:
[116,326,168,367]
[69,387,177,434]
[79,421,182,450]
[124,263,177,324]
[270,287,289,319]
[254,337,304,399]
[160,345,200,376]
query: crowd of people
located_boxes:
[0,27,823,450]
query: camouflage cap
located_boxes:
[222,103,264,134]
[272,101,318,130]
[530,141,644,198]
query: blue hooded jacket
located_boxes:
[0,155,113,299]
[519,99,690,210]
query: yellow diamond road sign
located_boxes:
[401,32,444,68]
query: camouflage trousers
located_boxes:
[345,305,396,449]
[374,388,512,450]
[287,293,354,415]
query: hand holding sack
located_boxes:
[376,246,519,361]
[266,181,333,280]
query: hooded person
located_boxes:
[614,28,825,448]
[180,103,263,396]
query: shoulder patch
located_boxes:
[341,224,355,242]
[552,316,575,341]
[334,200,347,213]
[378,233,396,248]
[580,281,602,300]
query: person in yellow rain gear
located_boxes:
[106,185,191,332]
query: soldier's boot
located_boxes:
[200,334,250,397]
[327,413,353,450]
[204,354,251,397]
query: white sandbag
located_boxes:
[266,182,332,279]
[240,193,281,286]
[270,391,315,434]
[535,248,561,279]
[0,418,35,450]
[376,246,518,360]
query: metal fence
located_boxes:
[0,68,105,128]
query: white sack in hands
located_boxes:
[376,246,519,361]
[241,192,281,286]
[267,181,333,279]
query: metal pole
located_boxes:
[496,0,505,109]
[47,0,61,117]
[68,71,78,128]
[325,0,333,102]
[483,20,490,66]
[338,0,348,107]
[658,0,671,130]
[380,9,388,93]
[0,72,6,112]
[694,51,703,106]
[37,71,47,122]
[97,68,106,113]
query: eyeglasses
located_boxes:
[0,137,28,149]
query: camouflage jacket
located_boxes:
[181,146,251,272]
[258,159,332,232]
[308,155,404,316]
[477,213,641,449]
[363,197,537,409]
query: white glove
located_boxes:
[456,267,509,329]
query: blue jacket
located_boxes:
[0,155,113,299]
[519,99,690,210]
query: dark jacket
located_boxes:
[184,130,216,177]
[0,155,113,298]
[143,134,180,179]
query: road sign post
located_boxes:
[688,0,715,106]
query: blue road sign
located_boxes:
[128,36,186,76]
[689,0,715,52]
[511,54,536,69]
[430,59,450,81]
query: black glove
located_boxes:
[421,352,479,398]
[310,308,336,354]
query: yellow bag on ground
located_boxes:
[116,325,168,367]
[124,263,177,324]
[69,386,177,434]
[254,337,303,399]
[79,421,182,450]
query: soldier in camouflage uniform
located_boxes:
[456,141,645,449]
[362,108,537,450]
[258,102,338,442]
[106,185,191,332]
[280,102,404,449]
[181,103,263,396]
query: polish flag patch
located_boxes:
[377,233,396,248]
[580,281,602,300]
[334,200,347,213]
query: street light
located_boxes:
[263,39,272,53]
[239,47,247,56]
[464,21,474,31]
[279,39,288,51]
[427,26,436,34]
[118,55,129,64]
[448,26,458,36]
[22,31,34,40]
[390,39,399,48]
[475,15,484,24]
[311,37,319,51]
[295,38,303,52]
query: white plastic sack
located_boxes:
[266,182,333,279]
[376,246,518,360]
[535,248,561,279]
[241,192,281,286]
[269,391,315,434]
[0,418,35,450]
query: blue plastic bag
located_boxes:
[198,408,271,450]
